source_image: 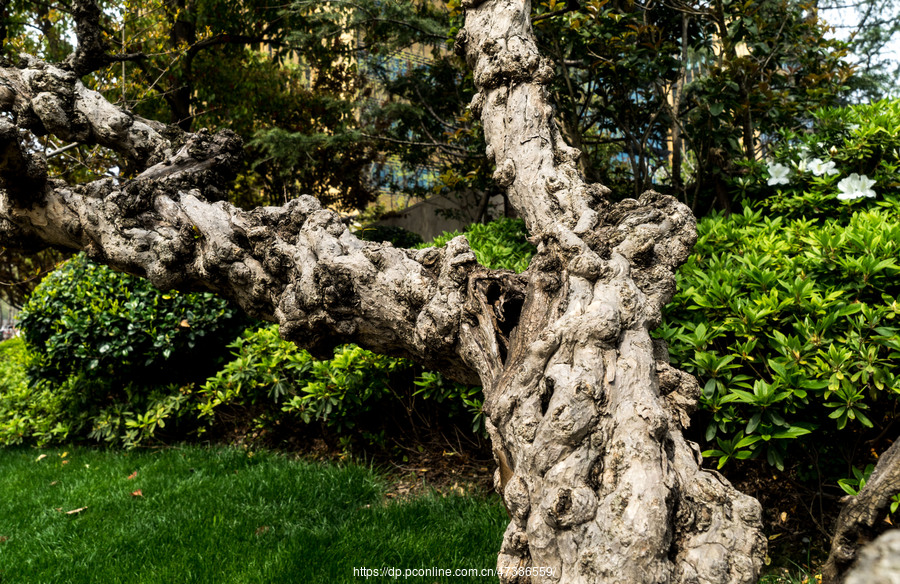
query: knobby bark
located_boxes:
[0,1,766,582]
[822,438,900,584]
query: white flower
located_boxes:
[808,158,839,176]
[766,162,791,185]
[837,173,877,200]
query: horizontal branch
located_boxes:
[0,53,503,384]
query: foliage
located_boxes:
[356,224,424,248]
[818,0,900,100]
[518,0,853,212]
[199,326,411,433]
[413,370,485,434]
[197,323,485,441]
[678,0,852,211]
[12,253,250,446]
[0,1,387,210]
[658,195,900,472]
[1,0,855,218]
[836,464,900,515]
[422,217,535,273]
[0,338,66,445]
[735,100,900,215]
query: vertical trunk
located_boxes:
[671,15,689,195]
[458,2,764,581]
[471,193,763,583]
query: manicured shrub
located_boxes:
[13,253,251,446]
[20,253,250,386]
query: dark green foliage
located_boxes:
[356,224,424,248]
[679,0,852,211]
[659,101,900,472]
[198,326,413,435]
[20,254,249,385]
[14,254,251,446]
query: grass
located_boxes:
[0,446,508,583]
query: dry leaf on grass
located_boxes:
[131,490,143,497]
[127,471,137,480]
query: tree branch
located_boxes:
[0,53,494,385]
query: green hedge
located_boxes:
[658,204,900,471]
[663,99,900,474]
[6,254,251,446]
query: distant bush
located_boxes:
[356,224,424,248]
[12,253,251,446]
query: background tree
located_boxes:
[819,0,900,100]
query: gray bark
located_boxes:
[0,1,766,582]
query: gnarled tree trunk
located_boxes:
[0,1,766,582]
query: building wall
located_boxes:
[375,190,503,242]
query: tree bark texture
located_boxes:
[823,438,900,584]
[0,1,766,582]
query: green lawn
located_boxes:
[0,446,507,583]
